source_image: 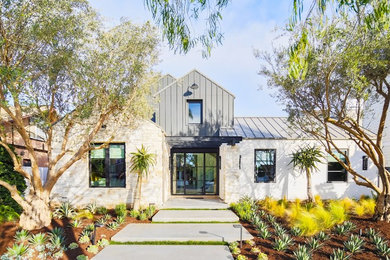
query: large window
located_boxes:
[188,100,202,124]
[90,143,125,187]
[328,149,347,182]
[255,149,276,183]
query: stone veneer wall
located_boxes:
[220,139,378,204]
[50,117,170,209]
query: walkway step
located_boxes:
[111,223,253,243]
[162,198,229,209]
[152,210,239,222]
[93,245,233,260]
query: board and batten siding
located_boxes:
[154,70,235,136]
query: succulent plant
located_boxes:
[293,245,311,260]
[344,234,364,254]
[86,202,98,214]
[274,224,287,237]
[375,240,390,257]
[129,210,139,218]
[290,226,302,237]
[14,230,31,244]
[116,215,125,225]
[6,243,30,258]
[106,221,119,230]
[231,247,241,255]
[53,201,75,219]
[229,241,239,250]
[68,242,79,250]
[76,254,89,260]
[29,232,48,252]
[330,248,350,260]
[273,234,293,252]
[69,219,83,228]
[97,238,109,248]
[257,252,268,260]
[87,245,99,254]
[236,255,248,260]
[78,235,90,244]
[365,227,378,239]
[96,206,108,215]
[306,237,322,252]
[316,231,330,241]
[250,247,261,254]
[258,227,271,239]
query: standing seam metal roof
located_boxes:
[219,117,376,140]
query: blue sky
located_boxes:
[89,0,294,116]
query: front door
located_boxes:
[172,150,218,195]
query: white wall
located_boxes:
[50,117,170,209]
[220,138,378,203]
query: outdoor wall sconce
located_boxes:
[190,83,199,90]
[362,156,368,171]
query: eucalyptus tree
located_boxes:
[290,146,323,202]
[130,145,156,211]
[0,0,159,229]
[259,2,390,220]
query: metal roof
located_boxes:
[219,117,376,140]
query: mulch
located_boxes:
[237,216,390,260]
[0,211,150,260]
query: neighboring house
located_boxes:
[363,100,390,171]
[51,69,378,208]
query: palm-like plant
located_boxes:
[130,145,156,211]
[290,146,323,202]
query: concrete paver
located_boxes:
[93,245,234,260]
[162,198,229,209]
[152,209,239,222]
[111,223,253,243]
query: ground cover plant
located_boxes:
[230,196,390,259]
[0,202,156,259]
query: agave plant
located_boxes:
[343,222,356,233]
[306,237,322,252]
[68,242,79,250]
[69,219,83,228]
[86,202,98,214]
[330,248,350,260]
[86,245,99,254]
[365,227,378,239]
[316,231,330,241]
[29,232,48,252]
[78,235,90,244]
[14,230,31,244]
[258,226,271,239]
[375,240,390,257]
[53,201,76,219]
[293,245,311,260]
[371,234,385,246]
[106,221,119,230]
[290,226,302,237]
[116,215,125,225]
[96,206,108,215]
[273,234,293,252]
[274,224,287,237]
[344,234,364,254]
[6,243,30,258]
[97,238,109,248]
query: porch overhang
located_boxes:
[166,136,242,148]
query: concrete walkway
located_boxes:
[162,197,229,209]
[111,223,252,242]
[152,209,239,222]
[93,245,234,260]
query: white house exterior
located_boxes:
[51,70,379,208]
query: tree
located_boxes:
[289,146,323,202]
[130,145,156,211]
[0,145,26,214]
[0,0,159,229]
[259,3,390,220]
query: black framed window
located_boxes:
[188,100,202,124]
[90,143,125,187]
[327,149,347,182]
[255,149,276,183]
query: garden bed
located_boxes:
[0,204,155,260]
[230,197,390,260]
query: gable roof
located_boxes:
[219,117,377,140]
[154,69,235,98]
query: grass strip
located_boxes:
[110,240,228,246]
[160,208,229,210]
[151,221,239,224]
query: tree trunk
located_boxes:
[133,174,142,211]
[374,192,390,222]
[19,194,51,230]
[306,169,313,202]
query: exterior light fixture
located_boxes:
[190,83,199,90]
[233,224,243,248]
[362,156,368,170]
[91,223,104,245]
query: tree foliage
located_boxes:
[0,146,26,214]
[0,0,160,229]
[145,0,230,56]
[260,1,390,219]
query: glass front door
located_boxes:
[172,151,218,195]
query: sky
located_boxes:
[89,0,294,117]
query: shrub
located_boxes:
[353,204,366,217]
[0,146,27,214]
[328,201,348,224]
[293,211,319,236]
[359,198,375,216]
[311,206,335,230]
[129,209,139,218]
[145,205,156,218]
[74,210,94,220]
[115,203,127,217]
[339,198,355,213]
[96,206,108,215]
[314,195,323,207]
[68,242,79,250]
[138,212,147,221]
[86,245,99,254]
[0,205,19,223]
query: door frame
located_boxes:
[170,148,219,196]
